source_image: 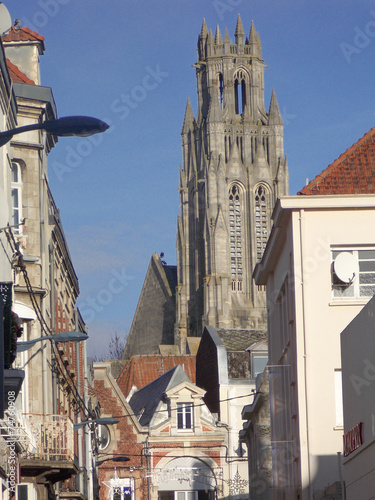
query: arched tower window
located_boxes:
[234,69,247,115]
[229,184,243,291]
[255,185,270,261]
[219,73,224,110]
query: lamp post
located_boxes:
[73,417,119,431]
[96,456,130,467]
[0,115,109,147]
[17,330,89,352]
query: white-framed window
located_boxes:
[177,403,193,430]
[332,249,375,299]
[11,161,22,232]
[334,369,343,428]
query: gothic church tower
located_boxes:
[176,16,288,351]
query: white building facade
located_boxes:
[341,294,375,498]
[254,195,375,499]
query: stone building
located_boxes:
[175,15,288,352]
[1,20,94,500]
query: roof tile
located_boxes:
[117,354,196,398]
[299,127,375,195]
[6,58,35,84]
[2,25,45,45]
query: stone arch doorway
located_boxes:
[156,457,217,500]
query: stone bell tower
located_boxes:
[176,15,288,350]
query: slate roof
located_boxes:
[117,354,196,397]
[128,365,190,426]
[216,329,267,351]
[6,58,35,84]
[299,127,375,195]
[162,264,177,296]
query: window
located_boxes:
[255,185,269,261]
[251,353,268,378]
[218,73,224,110]
[229,184,243,291]
[332,249,375,299]
[177,403,193,430]
[334,370,343,428]
[11,162,22,231]
[234,69,247,115]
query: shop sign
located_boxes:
[343,422,363,457]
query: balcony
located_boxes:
[20,414,78,484]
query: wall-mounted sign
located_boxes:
[343,422,363,457]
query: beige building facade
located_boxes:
[254,195,375,499]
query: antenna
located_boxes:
[333,252,356,284]
[0,3,12,36]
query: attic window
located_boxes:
[177,403,193,430]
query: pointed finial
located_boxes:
[207,28,214,44]
[182,98,195,134]
[268,89,283,126]
[215,25,223,45]
[200,18,208,39]
[235,14,245,48]
[235,14,245,36]
[249,20,256,44]
[224,27,230,43]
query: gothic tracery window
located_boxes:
[255,185,269,261]
[229,184,243,291]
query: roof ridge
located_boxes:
[2,25,45,43]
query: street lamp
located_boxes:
[96,456,130,466]
[73,417,119,431]
[0,115,109,147]
[17,330,88,352]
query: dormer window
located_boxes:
[177,403,193,430]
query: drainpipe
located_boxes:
[75,308,84,495]
[144,436,151,500]
[40,130,49,415]
[299,209,312,499]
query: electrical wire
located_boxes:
[6,225,91,417]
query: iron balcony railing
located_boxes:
[22,414,74,461]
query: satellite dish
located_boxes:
[334,252,356,283]
[0,3,12,36]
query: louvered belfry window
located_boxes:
[229,185,243,291]
[255,185,268,261]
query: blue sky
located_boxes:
[5,0,375,355]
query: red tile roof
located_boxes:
[2,25,45,46]
[6,58,35,84]
[299,127,375,195]
[117,354,196,398]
